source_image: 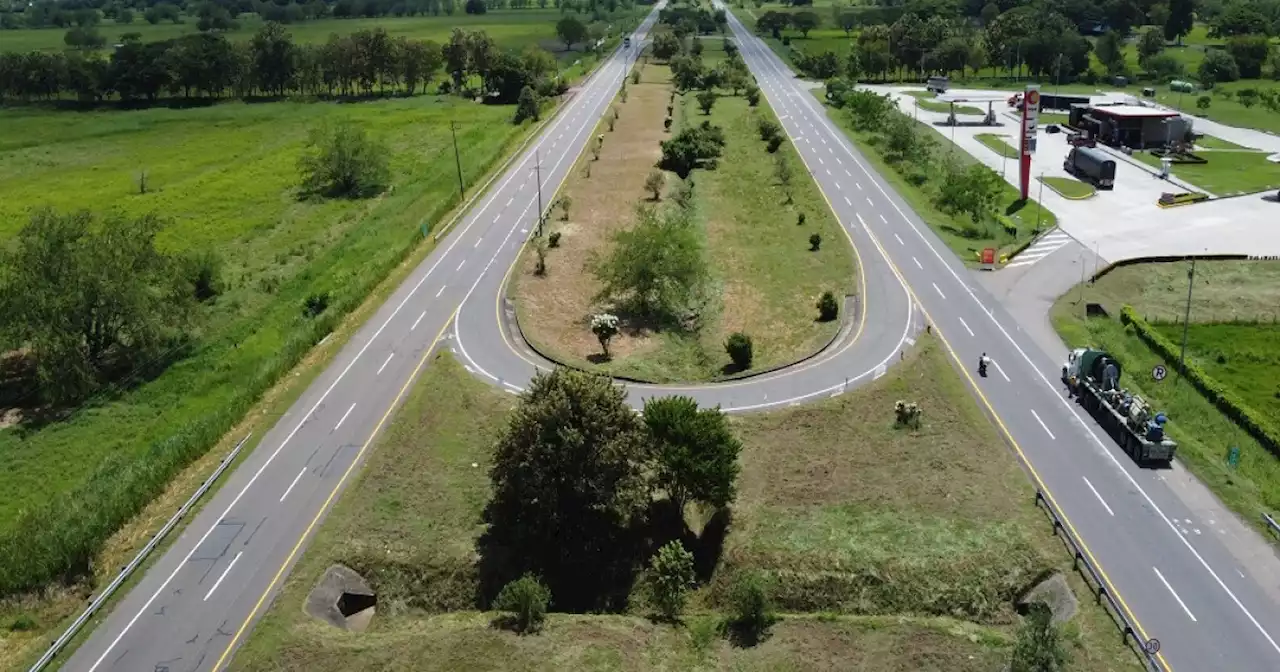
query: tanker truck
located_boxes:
[1062,348,1177,465]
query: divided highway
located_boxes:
[59,3,1280,671]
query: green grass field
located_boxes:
[0,10,591,57]
[905,91,984,116]
[975,132,1018,159]
[1134,148,1280,195]
[0,97,530,532]
[1042,176,1096,199]
[1051,260,1280,538]
[228,343,1140,672]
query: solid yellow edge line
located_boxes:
[866,217,1172,670]
[495,78,872,391]
[209,307,460,672]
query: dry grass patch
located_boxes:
[513,64,674,367]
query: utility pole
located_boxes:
[450,120,465,201]
[534,149,544,237]
[1177,257,1196,385]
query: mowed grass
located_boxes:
[0,10,591,58]
[975,132,1018,159]
[905,91,984,116]
[516,51,855,383]
[230,345,1138,672]
[1051,260,1280,536]
[1042,176,1096,199]
[0,97,526,530]
[1134,149,1280,195]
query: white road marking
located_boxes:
[203,551,243,602]
[456,260,465,272]
[894,233,904,245]
[855,182,862,190]
[843,196,852,206]
[835,182,842,190]
[866,197,874,206]
[1154,566,1198,622]
[279,467,306,503]
[957,316,974,336]
[845,169,852,177]
[879,214,887,223]
[411,310,426,331]
[435,285,446,298]
[913,256,922,269]
[825,168,831,175]
[836,157,842,165]
[817,156,824,165]
[1082,477,1115,516]
[1030,409,1056,440]
[932,282,945,299]
[333,403,356,433]
[474,237,482,248]
[376,352,394,376]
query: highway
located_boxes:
[59,2,1280,671]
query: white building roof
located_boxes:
[1088,104,1180,118]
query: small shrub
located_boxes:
[631,69,641,84]
[186,249,224,302]
[745,86,760,106]
[725,332,753,369]
[621,88,629,103]
[697,89,716,114]
[1010,603,1068,672]
[766,136,783,153]
[559,195,572,220]
[8,614,36,631]
[664,117,673,131]
[1196,95,1211,110]
[668,104,674,116]
[797,212,806,226]
[608,116,617,131]
[303,291,330,317]
[816,291,838,321]
[534,237,548,276]
[591,312,620,358]
[893,399,922,428]
[647,540,696,621]
[645,169,666,200]
[726,572,774,646]
[493,574,551,634]
[757,117,781,142]
[808,232,822,251]
[548,231,562,248]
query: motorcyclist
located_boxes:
[978,352,990,376]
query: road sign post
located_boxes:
[1019,85,1041,201]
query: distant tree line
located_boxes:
[0,22,573,105]
[1,0,640,30]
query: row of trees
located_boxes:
[0,23,566,105]
[1,0,637,29]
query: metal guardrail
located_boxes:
[1035,490,1165,672]
[1265,512,1280,538]
[29,434,252,672]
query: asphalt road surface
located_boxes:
[61,3,1280,671]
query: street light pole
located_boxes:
[534,149,544,237]
[450,120,465,201]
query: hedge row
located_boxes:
[1120,306,1280,459]
[0,124,531,596]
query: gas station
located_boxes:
[933,91,1012,126]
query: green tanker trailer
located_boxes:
[1062,348,1177,465]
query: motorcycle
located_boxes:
[978,354,989,378]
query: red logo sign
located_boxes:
[1026,90,1040,107]
[981,247,996,265]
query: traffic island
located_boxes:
[1040,176,1096,200]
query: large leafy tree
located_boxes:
[1164,0,1195,43]
[556,15,588,50]
[643,395,741,513]
[0,209,190,403]
[594,204,710,323]
[250,21,297,96]
[658,120,725,178]
[298,119,391,198]
[478,367,652,611]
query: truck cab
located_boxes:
[926,76,949,93]
[623,36,632,48]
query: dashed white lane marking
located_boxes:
[843,196,852,206]
[817,156,824,165]
[1154,566,1198,622]
[879,214,887,223]
[203,551,243,602]
[1083,476,1115,516]
[836,157,842,165]
[957,316,974,336]
[333,403,356,433]
[991,358,1011,382]
[844,169,852,177]
[932,282,946,299]
[456,260,465,272]
[894,233,904,245]
[505,197,513,207]
[855,182,862,190]
[866,197,874,206]
[376,352,394,376]
[474,237,482,248]
[1030,409,1056,440]
[435,285,446,298]
[825,168,831,175]
[411,310,426,331]
[835,182,843,190]
[279,467,306,503]
[912,256,922,269]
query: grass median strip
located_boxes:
[230,339,1140,671]
[976,133,1019,160]
[905,91,984,116]
[1041,176,1096,199]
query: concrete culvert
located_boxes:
[1016,572,1079,625]
[306,564,378,632]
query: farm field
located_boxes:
[1052,260,1280,540]
[513,46,854,383]
[0,9,601,57]
[229,342,1140,672]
